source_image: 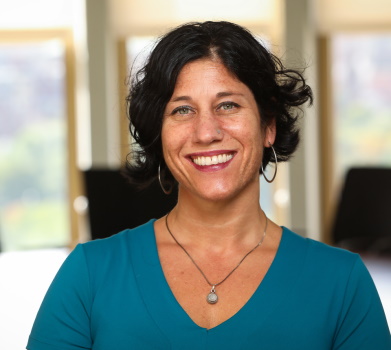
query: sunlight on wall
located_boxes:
[171,0,274,22]
[112,0,278,37]
[315,0,391,31]
[0,0,73,28]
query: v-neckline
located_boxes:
[131,220,306,336]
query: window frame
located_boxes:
[0,29,80,248]
[318,29,391,243]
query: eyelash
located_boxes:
[171,101,240,115]
[217,101,239,111]
[172,105,194,115]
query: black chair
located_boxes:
[83,168,177,240]
[332,167,391,255]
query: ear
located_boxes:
[263,119,276,147]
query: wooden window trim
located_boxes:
[0,29,81,248]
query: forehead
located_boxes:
[173,58,250,95]
[178,58,234,79]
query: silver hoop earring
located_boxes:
[261,142,278,183]
[158,164,172,195]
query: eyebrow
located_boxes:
[170,91,244,103]
[216,91,244,98]
[171,95,192,103]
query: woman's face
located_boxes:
[162,58,275,202]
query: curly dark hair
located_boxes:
[124,21,313,189]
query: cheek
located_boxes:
[161,124,172,160]
[225,117,263,145]
[161,123,187,159]
[234,119,264,166]
[161,135,173,162]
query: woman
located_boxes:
[27,21,390,349]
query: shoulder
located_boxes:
[62,220,157,292]
[281,228,391,348]
[79,219,156,256]
[280,227,380,306]
[68,220,157,278]
[282,226,359,266]
[280,227,367,288]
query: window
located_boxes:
[0,31,77,251]
[332,34,391,181]
[320,33,391,240]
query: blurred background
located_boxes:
[0,0,390,348]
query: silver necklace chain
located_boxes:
[165,211,268,304]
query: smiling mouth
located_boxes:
[191,153,234,166]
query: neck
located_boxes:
[167,182,266,252]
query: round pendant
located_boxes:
[207,291,218,304]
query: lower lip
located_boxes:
[189,156,235,172]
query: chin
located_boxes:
[178,173,259,202]
[192,184,246,203]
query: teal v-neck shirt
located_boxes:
[27,220,391,349]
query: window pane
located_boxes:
[332,34,391,182]
[0,39,70,251]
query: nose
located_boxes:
[192,112,223,144]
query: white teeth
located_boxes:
[192,153,233,166]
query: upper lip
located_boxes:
[186,150,236,159]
